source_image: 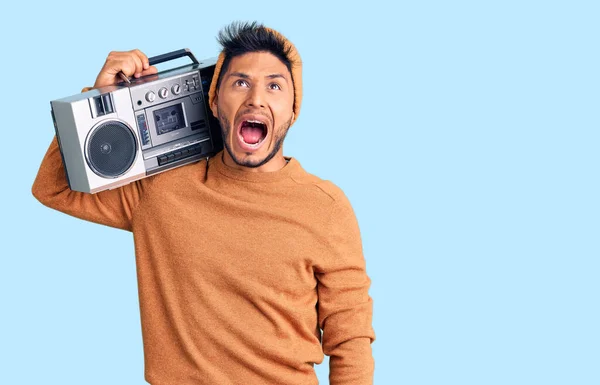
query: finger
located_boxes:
[140,66,158,76]
[94,62,123,88]
[112,60,134,78]
[130,49,150,71]
[127,56,143,78]
[105,52,140,76]
[128,54,144,78]
[94,51,137,88]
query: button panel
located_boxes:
[136,113,151,146]
[131,71,203,109]
[157,143,204,166]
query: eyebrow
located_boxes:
[266,74,288,82]
[228,72,288,82]
[229,72,250,79]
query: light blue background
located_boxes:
[1,0,598,384]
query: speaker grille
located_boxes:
[86,121,137,178]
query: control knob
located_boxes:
[145,91,156,102]
[172,84,181,95]
[158,87,169,99]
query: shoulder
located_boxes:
[139,158,208,193]
[289,159,352,210]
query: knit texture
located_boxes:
[32,138,375,385]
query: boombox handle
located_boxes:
[148,48,199,67]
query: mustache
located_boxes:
[234,109,273,126]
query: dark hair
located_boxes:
[215,21,295,91]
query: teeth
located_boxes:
[246,120,265,125]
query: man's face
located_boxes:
[210,51,295,172]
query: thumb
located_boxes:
[94,71,118,88]
[140,66,158,77]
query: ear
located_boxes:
[210,94,218,119]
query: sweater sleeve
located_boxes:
[31,134,146,232]
[315,194,376,385]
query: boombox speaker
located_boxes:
[87,121,138,177]
[50,49,223,194]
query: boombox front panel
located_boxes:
[50,58,222,194]
[83,88,146,193]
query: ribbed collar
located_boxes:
[210,150,302,183]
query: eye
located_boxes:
[269,83,281,90]
[235,79,249,87]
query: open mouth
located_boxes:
[238,119,268,148]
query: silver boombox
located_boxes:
[50,49,223,194]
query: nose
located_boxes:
[245,86,266,109]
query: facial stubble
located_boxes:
[217,108,292,168]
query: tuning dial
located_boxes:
[145,91,156,103]
[158,87,168,99]
[172,84,181,95]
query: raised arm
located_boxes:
[32,49,159,231]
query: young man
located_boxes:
[33,22,375,385]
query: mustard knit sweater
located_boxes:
[32,138,375,385]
